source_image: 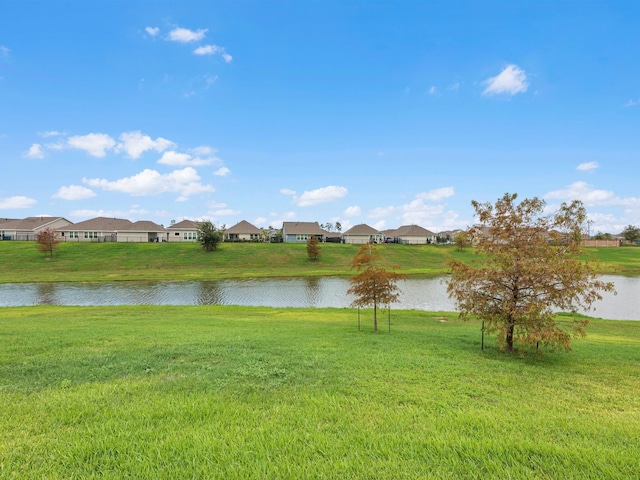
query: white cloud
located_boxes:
[212,208,241,216]
[448,82,460,91]
[483,64,528,96]
[84,167,214,199]
[168,27,207,43]
[214,167,230,176]
[145,26,160,37]
[190,146,214,156]
[576,162,599,172]
[372,220,387,231]
[428,86,437,95]
[280,188,296,196]
[369,206,395,218]
[0,46,9,58]
[343,205,361,217]
[416,186,455,201]
[0,195,37,209]
[24,143,45,159]
[39,131,64,138]
[67,133,116,157]
[624,99,640,108]
[294,185,348,207]
[157,150,218,166]
[116,131,174,159]
[398,199,446,226]
[193,44,233,63]
[544,181,640,207]
[52,185,96,200]
[69,207,149,220]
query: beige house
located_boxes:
[116,221,167,243]
[393,225,437,244]
[1,216,72,241]
[282,222,329,243]
[225,220,263,242]
[167,219,200,242]
[342,224,384,244]
[57,217,132,242]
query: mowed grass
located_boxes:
[1,241,638,283]
[1,306,639,479]
[0,241,478,282]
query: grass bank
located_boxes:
[1,306,638,479]
[1,241,638,283]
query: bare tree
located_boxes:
[36,228,60,258]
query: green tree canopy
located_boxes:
[197,221,224,252]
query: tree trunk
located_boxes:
[505,321,515,352]
[373,302,378,332]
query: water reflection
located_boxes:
[0,276,637,320]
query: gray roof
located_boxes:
[343,224,382,236]
[168,219,200,229]
[0,218,22,229]
[121,220,167,232]
[59,217,133,231]
[395,225,436,237]
[11,216,70,231]
[226,220,262,234]
[282,222,329,235]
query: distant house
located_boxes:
[282,222,329,243]
[1,216,72,241]
[225,220,263,242]
[342,224,384,244]
[394,225,436,244]
[167,219,200,242]
[116,220,167,243]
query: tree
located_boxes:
[197,221,224,251]
[306,235,321,261]
[453,230,471,251]
[347,244,405,332]
[447,193,615,353]
[335,221,342,233]
[36,227,60,258]
[621,225,640,245]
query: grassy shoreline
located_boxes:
[1,241,638,283]
[1,305,639,478]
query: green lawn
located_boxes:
[1,306,639,479]
[1,241,638,283]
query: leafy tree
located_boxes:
[453,231,471,251]
[306,235,321,261]
[197,221,224,251]
[621,225,640,245]
[36,227,60,258]
[335,221,342,232]
[593,231,613,240]
[347,244,405,332]
[447,193,615,353]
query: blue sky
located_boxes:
[1,1,639,234]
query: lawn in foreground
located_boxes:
[1,306,639,479]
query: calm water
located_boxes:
[0,276,637,320]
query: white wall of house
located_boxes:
[167,230,199,242]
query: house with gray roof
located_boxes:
[1,216,72,241]
[342,224,384,244]
[57,217,132,242]
[282,222,329,243]
[117,220,168,243]
[393,225,436,244]
[225,220,263,242]
[167,219,200,242]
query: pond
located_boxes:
[0,276,637,320]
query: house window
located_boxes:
[84,231,98,239]
[296,234,309,241]
[174,232,180,236]
[184,232,196,240]
[70,231,78,239]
